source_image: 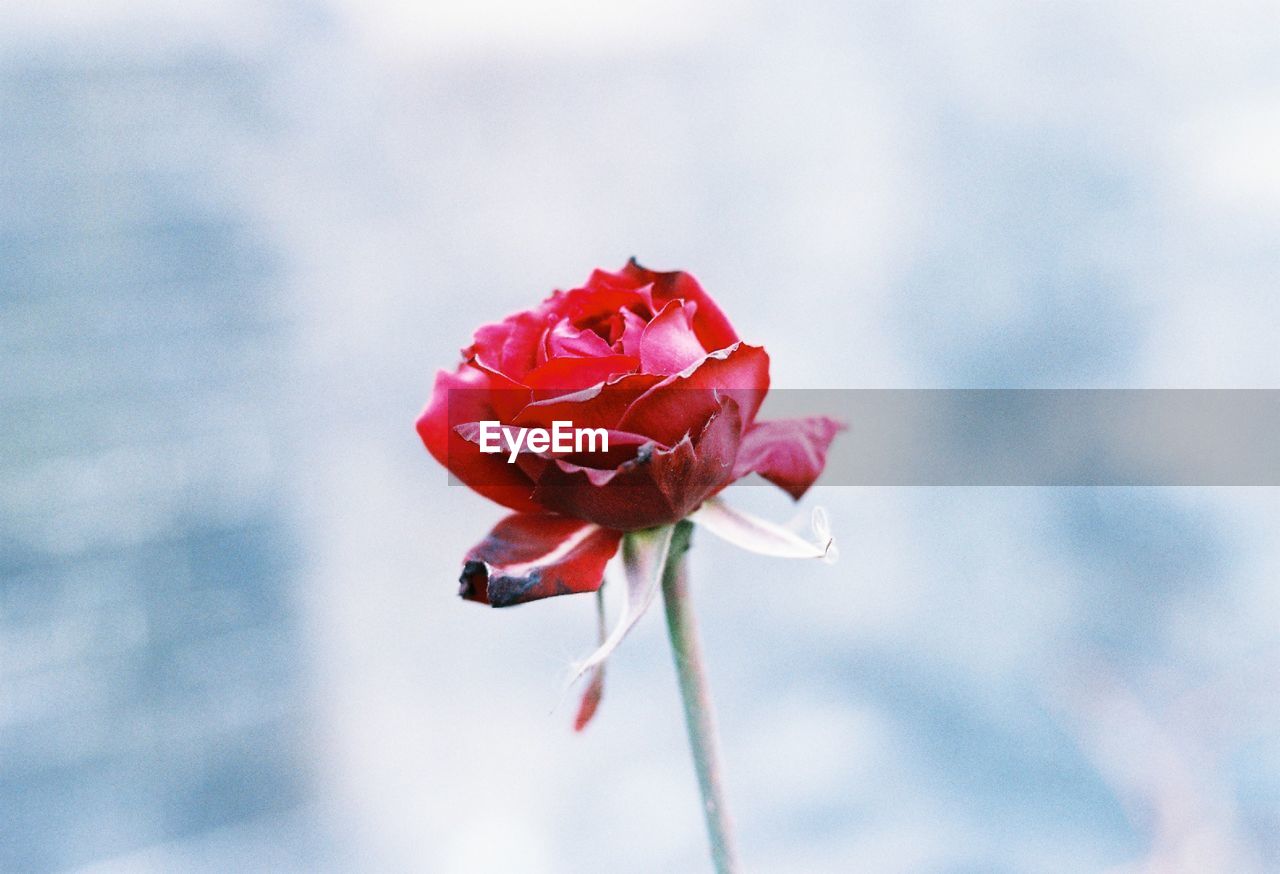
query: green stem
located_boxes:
[661,520,741,874]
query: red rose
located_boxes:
[417,260,842,607]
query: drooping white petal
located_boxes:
[569,524,675,684]
[690,497,836,563]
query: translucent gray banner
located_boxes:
[762,389,1278,486]
[441,389,1278,487]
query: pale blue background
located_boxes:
[2,2,1278,872]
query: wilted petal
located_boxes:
[534,398,742,531]
[732,416,846,499]
[569,524,675,683]
[574,586,608,731]
[459,513,623,607]
[690,497,836,562]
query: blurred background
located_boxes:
[2,1,1278,872]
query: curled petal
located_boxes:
[732,416,847,499]
[617,342,769,447]
[545,318,616,360]
[617,308,647,356]
[690,497,836,562]
[459,513,623,607]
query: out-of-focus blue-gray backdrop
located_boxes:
[2,2,1277,872]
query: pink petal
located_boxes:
[732,416,846,499]
[639,300,708,375]
[459,514,623,607]
[616,308,648,357]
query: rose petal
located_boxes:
[617,342,769,446]
[416,365,541,512]
[532,397,743,531]
[467,308,551,381]
[556,281,656,324]
[569,524,674,683]
[513,372,664,431]
[620,258,739,352]
[522,354,640,400]
[732,416,846,499]
[545,317,617,360]
[690,497,836,562]
[639,300,708,375]
[574,586,608,731]
[454,422,657,472]
[459,513,623,607]
[617,308,647,356]
[464,356,533,422]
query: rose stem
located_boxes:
[661,520,741,874]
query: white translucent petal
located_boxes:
[690,497,837,562]
[568,524,674,684]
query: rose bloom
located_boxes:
[418,260,842,607]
